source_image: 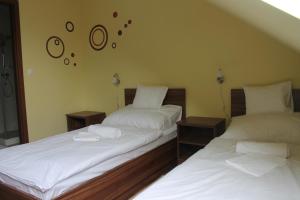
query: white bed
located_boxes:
[0,127,177,200]
[133,113,300,200]
[0,99,182,200]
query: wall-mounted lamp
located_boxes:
[112,73,120,86]
[216,68,224,84]
[112,73,120,109]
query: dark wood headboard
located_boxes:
[231,89,300,117]
[125,88,186,119]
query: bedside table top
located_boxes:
[66,111,105,119]
[177,116,225,128]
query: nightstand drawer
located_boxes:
[85,115,104,125]
[67,118,86,131]
[66,111,106,131]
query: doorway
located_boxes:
[0,0,28,147]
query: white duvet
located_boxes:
[134,138,300,200]
[0,126,162,192]
[134,113,300,200]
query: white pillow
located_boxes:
[132,85,168,109]
[102,104,182,131]
[243,81,293,115]
[220,113,300,145]
[236,141,289,158]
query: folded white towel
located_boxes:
[73,132,100,142]
[226,154,286,177]
[236,141,289,158]
[88,125,122,139]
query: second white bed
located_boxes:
[134,137,300,200]
[134,113,300,200]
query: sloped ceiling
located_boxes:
[208,0,300,53]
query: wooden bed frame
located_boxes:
[0,88,186,200]
[231,89,300,117]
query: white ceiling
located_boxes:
[207,0,300,53]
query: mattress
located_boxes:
[0,129,177,200]
[133,137,300,200]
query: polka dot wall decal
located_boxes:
[113,11,118,18]
[74,63,77,67]
[118,30,122,36]
[46,21,79,67]
[89,24,108,51]
[54,39,60,45]
[87,11,135,51]
[46,36,65,59]
[65,21,74,32]
[64,58,70,65]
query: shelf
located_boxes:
[177,116,226,164]
[178,134,212,146]
[178,151,195,163]
[178,143,202,164]
[178,156,189,164]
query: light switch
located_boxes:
[27,68,33,76]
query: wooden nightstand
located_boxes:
[177,116,225,164]
[66,111,106,131]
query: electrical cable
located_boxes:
[219,84,231,124]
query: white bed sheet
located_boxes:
[0,129,176,200]
[134,137,300,200]
[0,126,163,192]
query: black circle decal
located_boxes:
[89,25,108,51]
[46,36,65,59]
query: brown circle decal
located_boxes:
[118,30,122,36]
[65,21,74,32]
[64,58,70,65]
[46,36,65,59]
[89,25,108,51]
[113,11,118,18]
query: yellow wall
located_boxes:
[81,0,300,117]
[19,0,300,141]
[19,0,86,141]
